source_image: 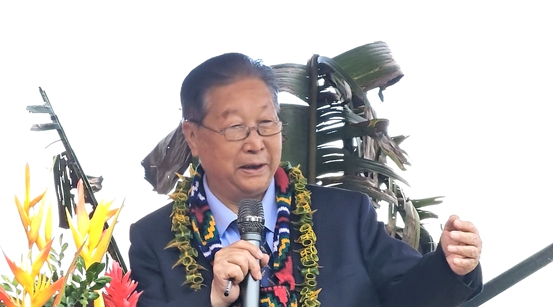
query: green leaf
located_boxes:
[348,119,389,138]
[391,135,409,145]
[332,41,404,94]
[72,274,82,283]
[410,196,445,209]
[90,282,107,291]
[417,210,439,220]
[76,257,85,273]
[30,123,60,131]
[280,103,310,175]
[316,110,388,145]
[316,149,409,186]
[271,63,310,104]
[1,282,13,292]
[1,275,12,284]
[88,261,106,273]
[26,104,53,114]
[86,262,106,283]
[91,276,112,290]
[375,136,410,171]
[318,56,372,111]
[49,254,58,262]
[49,247,59,257]
[320,175,398,205]
[87,291,100,300]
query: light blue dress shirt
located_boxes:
[203,175,277,252]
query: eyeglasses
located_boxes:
[185,119,283,141]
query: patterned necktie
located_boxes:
[260,228,275,287]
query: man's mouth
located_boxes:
[240,164,265,170]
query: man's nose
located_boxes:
[242,127,264,152]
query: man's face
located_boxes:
[183,78,282,210]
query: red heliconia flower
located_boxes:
[103,261,142,307]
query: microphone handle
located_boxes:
[241,232,261,307]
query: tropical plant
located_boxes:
[274,41,441,253]
[0,165,141,307]
[140,41,442,254]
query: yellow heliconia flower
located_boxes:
[14,164,51,250]
[1,239,65,307]
[30,274,65,307]
[3,240,53,293]
[66,179,123,269]
[0,274,65,307]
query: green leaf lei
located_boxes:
[165,162,321,306]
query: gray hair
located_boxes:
[180,53,279,122]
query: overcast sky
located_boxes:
[1,1,552,305]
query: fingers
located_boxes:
[260,253,270,268]
[445,217,482,257]
[447,244,480,259]
[210,240,267,306]
[452,218,479,235]
[450,230,480,247]
[444,215,479,234]
[447,254,481,276]
[441,215,483,276]
[442,215,459,231]
[213,240,265,282]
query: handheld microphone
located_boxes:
[237,198,265,307]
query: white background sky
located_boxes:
[1,1,552,306]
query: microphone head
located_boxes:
[237,198,265,235]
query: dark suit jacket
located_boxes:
[129,184,482,307]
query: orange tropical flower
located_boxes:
[103,261,142,307]
[3,164,131,307]
[0,276,65,307]
[0,286,21,307]
[29,274,65,307]
[1,239,65,307]
[14,164,51,250]
[64,178,123,307]
[65,179,123,269]
[3,240,52,293]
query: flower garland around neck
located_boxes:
[165,162,321,306]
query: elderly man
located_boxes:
[129,53,483,307]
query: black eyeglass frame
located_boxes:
[184,118,285,141]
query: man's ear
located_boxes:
[182,121,199,157]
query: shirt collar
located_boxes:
[203,175,277,236]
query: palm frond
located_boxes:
[333,41,404,101]
[272,63,310,104]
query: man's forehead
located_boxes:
[205,102,273,119]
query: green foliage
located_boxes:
[1,274,21,297]
[274,41,442,253]
[48,256,112,307]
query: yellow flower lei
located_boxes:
[165,162,321,306]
